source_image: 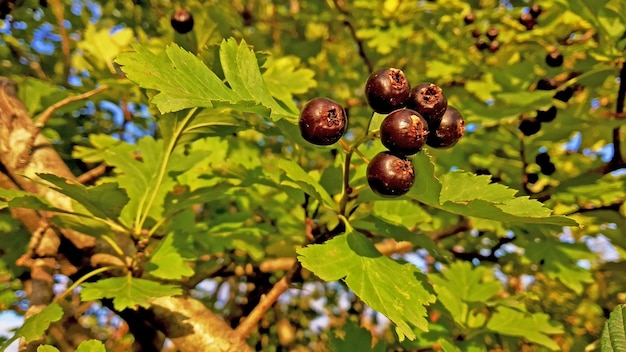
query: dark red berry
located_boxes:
[518,13,536,30]
[171,9,194,34]
[536,106,557,122]
[471,28,481,38]
[536,78,557,91]
[367,152,415,197]
[554,86,575,102]
[526,173,539,184]
[519,118,541,136]
[464,13,476,25]
[426,106,465,149]
[486,27,499,41]
[380,109,429,156]
[406,83,448,125]
[475,39,489,50]
[365,68,411,114]
[529,4,543,18]
[540,162,556,175]
[535,152,551,166]
[546,50,564,67]
[298,98,348,145]
[488,40,500,53]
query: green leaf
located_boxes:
[75,340,106,352]
[297,226,436,340]
[36,346,59,352]
[601,304,626,352]
[407,159,578,226]
[15,302,63,342]
[38,174,128,220]
[116,39,297,119]
[277,159,336,209]
[524,240,595,294]
[351,215,450,261]
[329,321,386,352]
[146,231,195,280]
[486,306,564,351]
[262,56,317,107]
[78,24,133,72]
[80,276,182,310]
[429,261,501,327]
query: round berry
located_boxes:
[407,83,448,125]
[536,78,557,91]
[540,162,556,175]
[519,118,541,136]
[546,50,564,67]
[536,106,557,122]
[367,152,415,197]
[529,4,543,18]
[535,152,551,166]
[464,13,476,25]
[488,40,500,53]
[475,39,488,50]
[365,68,411,114]
[526,173,539,184]
[471,28,481,38]
[518,13,536,30]
[426,106,465,149]
[171,8,194,34]
[298,98,348,146]
[486,27,499,41]
[380,109,429,156]
[554,86,575,102]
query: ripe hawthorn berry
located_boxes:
[475,39,488,50]
[171,8,194,34]
[535,152,551,166]
[407,83,448,125]
[426,106,465,149]
[365,68,411,114]
[536,106,557,122]
[464,13,476,25]
[367,151,415,197]
[488,40,500,53]
[298,97,348,146]
[526,173,539,184]
[540,162,556,175]
[519,118,541,136]
[554,86,575,102]
[471,28,481,38]
[486,27,499,41]
[546,50,564,67]
[536,78,557,91]
[529,4,543,18]
[518,13,536,30]
[380,109,429,156]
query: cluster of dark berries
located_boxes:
[464,13,500,53]
[171,8,194,34]
[364,68,465,197]
[519,4,542,30]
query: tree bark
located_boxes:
[0,77,253,352]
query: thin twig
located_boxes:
[35,85,108,128]
[48,0,72,80]
[332,0,373,73]
[76,163,108,184]
[606,62,626,172]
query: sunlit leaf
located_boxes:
[486,306,564,350]
[601,304,626,352]
[15,303,63,342]
[80,276,182,310]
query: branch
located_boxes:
[35,85,109,128]
[332,0,374,73]
[48,0,72,80]
[606,61,626,172]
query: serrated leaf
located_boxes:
[38,174,128,220]
[78,24,133,72]
[407,157,578,226]
[80,276,182,311]
[351,215,450,261]
[486,306,564,350]
[297,226,436,340]
[146,231,195,280]
[116,39,297,119]
[329,321,386,352]
[277,159,335,209]
[525,240,595,294]
[601,304,626,352]
[15,302,63,342]
[75,339,106,352]
[429,261,501,327]
[262,56,316,107]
